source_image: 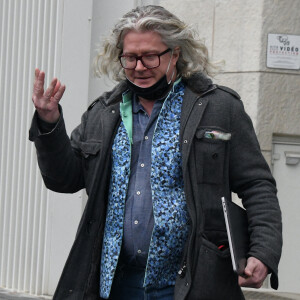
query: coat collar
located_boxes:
[182,72,213,95]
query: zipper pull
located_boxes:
[178,261,187,278]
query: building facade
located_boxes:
[0,0,299,298]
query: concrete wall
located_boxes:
[159,0,264,125]
[257,1,300,163]
[159,0,300,164]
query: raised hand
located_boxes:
[32,68,66,123]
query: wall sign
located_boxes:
[267,33,300,70]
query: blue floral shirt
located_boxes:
[100,80,190,298]
[121,95,164,267]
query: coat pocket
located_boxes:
[194,128,228,184]
[78,141,102,174]
[188,238,244,300]
[79,141,102,158]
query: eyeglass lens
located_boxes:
[119,48,171,70]
[120,54,160,69]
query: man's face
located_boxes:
[122,31,179,88]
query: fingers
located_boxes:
[238,257,268,288]
[51,80,66,102]
[53,80,61,95]
[53,84,66,102]
[43,77,58,100]
[33,69,45,98]
[35,68,39,80]
[239,274,264,289]
[33,69,65,103]
[32,68,65,123]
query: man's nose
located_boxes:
[135,59,147,71]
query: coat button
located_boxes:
[212,153,218,159]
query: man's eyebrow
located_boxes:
[122,50,161,55]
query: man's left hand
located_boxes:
[238,257,268,288]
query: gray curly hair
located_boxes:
[94,5,219,81]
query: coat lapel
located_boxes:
[180,86,216,175]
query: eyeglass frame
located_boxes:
[118,48,172,70]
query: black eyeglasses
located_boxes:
[119,48,171,70]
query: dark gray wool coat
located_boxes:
[29,72,282,300]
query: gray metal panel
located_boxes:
[0,0,63,295]
[272,142,300,294]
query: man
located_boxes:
[30,5,282,300]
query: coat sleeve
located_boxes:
[228,98,282,289]
[29,106,87,193]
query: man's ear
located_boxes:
[172,46,180,65]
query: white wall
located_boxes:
[88,0,136,103]
[45,0,94,294]
[0,0,66,296]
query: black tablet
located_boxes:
[221,197,250,276]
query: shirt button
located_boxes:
[145,136,149,140]
[136,191,141,195]
[140,163,145,168]
[134,220,139,225]
[137,249,142,254]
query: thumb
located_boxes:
[244,257,256,277]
